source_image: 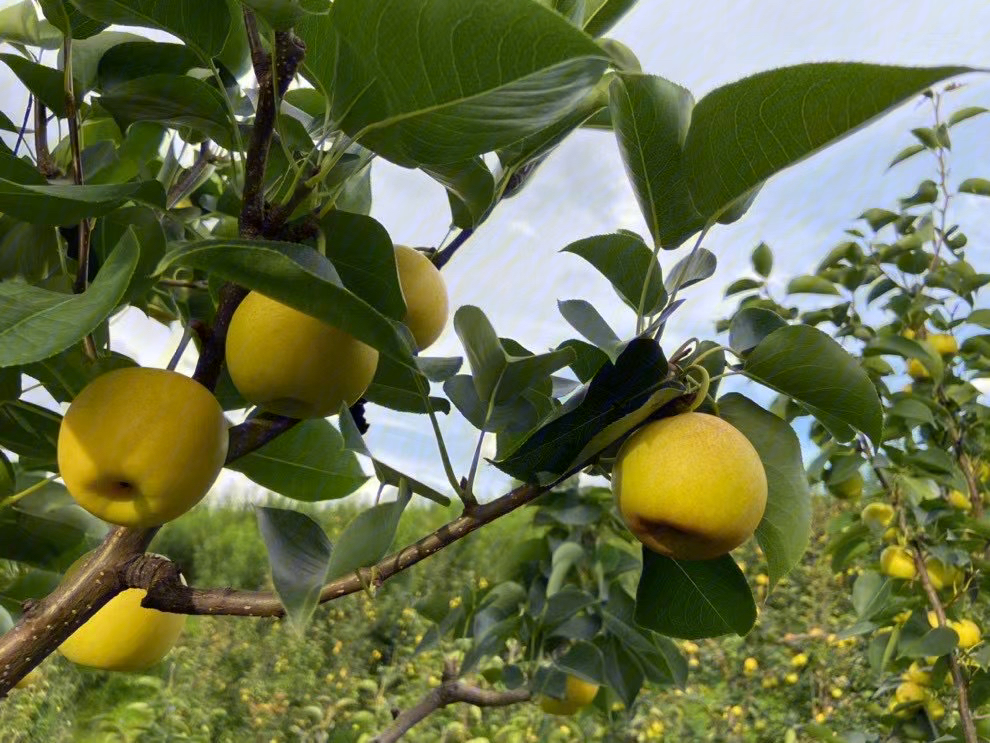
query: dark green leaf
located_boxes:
[229,419,367,502]
[609,73,701,248]
[751,242,773,277]
[301,0,608,166]
[959,178,990,197]
[600,636,644,706]
[0,232,138,367]
[156,239,416,367]
[635,549,757,639]
[256,506,332,632]
[0,1,61,48]
[665,248,716,293]
[99,74,235,147]
[365,354,451,415]
[743,325,883,446]
[787,275,841,295]
[0,400,60,466]
[321,210,405,320]
[557,339,608,383]
[454,306,507,404]
[683,63,969,222]
[898,627,959,659]
[562,233,665,314]
[68,0,230,56]
[728,308,788,356]
[24,346,134,403]
[0,54,79,117]
[422,159,495,230]
[582,0,636,36]
[38,0,107,39]
[94,39,201,92]
[719,394,811,589]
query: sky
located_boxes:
[3,1,990,504]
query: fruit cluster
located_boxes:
[51,246,448,673]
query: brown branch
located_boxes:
[225,413,299,462]
[32,98,56,177]
[905,533,978,743]
[0,527,155,697]
[166,141,212,209]
[191,282,248,391]
[372,659,531,743]
[138,482,544,616]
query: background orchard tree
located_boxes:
[0,0,980,739]
[717,85,990,743]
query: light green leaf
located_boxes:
[0,0,61,48]
[0,231,138,367]
[38,0,107,39]
[557,299,623,358]
[256,506,332,632]
[325,483,411,581]
[229,419,367,502]
[959,178,990,197]
[719,394,811,589]
[787,275,841,295]
[0,54,79,118]
[582,0,636,36]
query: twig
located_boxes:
[137,482,544,616]
[13,94,32,158]
[225,414,299,462]
[166,142,213,209]
[372,659,531,743]
[32,98,56,177]
[433,228,474,270]
[190,282,248,391]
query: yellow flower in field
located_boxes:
[682,641,700,654]
[791,653,809,668]
[688,658,699,669]
[893,610,912,625]
[762,677,778,689]
[370,649,382,661]
[478,577,489,589]
[785,672,799,685]
[743,657,759,675]
[449,596,462,608]
[831,688,843,699]
[815,712,826,723]
[730,705,744,716]
[755,574,769,586]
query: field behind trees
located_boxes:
[1,492,876,742]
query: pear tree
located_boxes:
[0,1,979,740]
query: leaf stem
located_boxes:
[414,373,463,498]
[0,475,59,511]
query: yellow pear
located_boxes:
[880,546,917,580]
[225,291,379,419]
[58,553,187,671]
[929,333,957,356]
[946,489,971,511]
[394,245,449,351]
[894,681,927,705]
[907,358,930,381]
[538,675,599,715]
[951,619,981,649]
[57,368,228,528]
[828,470,863,500]
[924,556,961,591]
[902,662,931,686]
[861,502,895,529]
[613,413,767,561]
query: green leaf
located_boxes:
[24,346,135,403]
[898,627,959,659]
[241,0,319,30]
[724,277,762,297]
[582,0,636,36]
[0,54,79,118]
[0,166,165,224]
[555,641,606,686]
[155,239,416,367]
[99,74,235,148]
[91,39,201,92]
[495,338,667,483]
[557,339,608,383]
[325,483,411,581]
[256,506,332,632]
[728,308,788,356]
[0,231,138,367]
[68,0,230,56]
[0,1,61,48]
[0,218,61,282]
[38,0,107,39]
[365,354,451,415]
[959,177,990,197]
[719,394,811,589]
[635,549,757,640]
[0,451,13,498]
[372,460,450,507]
[229,419,367,502]
[751,242,773,277]
[787,275,841,295]
[562,233,666,314]
[683,63,970,223]
[302,0,608,166]
[599,636,644,706]
[851,571,892,621]
[0,476,108,571]
[743,325,883,446]
[665,248,716,293]
[454,306,508,404]
[66,32,150,93]
[557,299,623,358]
[421,159,495,230]
[320,210,405,320]
[91,205,166,302]
[546,541,585,596]
[609,73,701,248]
[0,400,60,467]
[948,106,987,126]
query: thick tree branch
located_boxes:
[373,659,531,743]
[32,98,56,177]
[225,413,299,462]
